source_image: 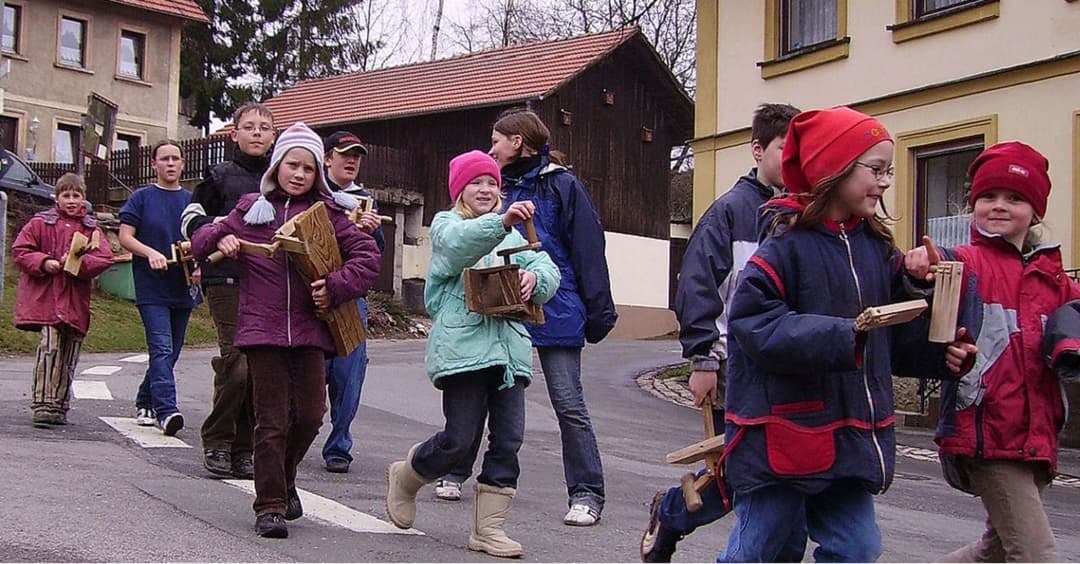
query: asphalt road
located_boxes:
[1,338,1079,562]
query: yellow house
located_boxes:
[692,0,1080,265]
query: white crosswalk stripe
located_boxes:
[99,417,191,448]
[223,480,424,535]
[80,365,122,376]
[119,354,149,363]
[72,380,113,400]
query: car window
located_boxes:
[0,153,36,185]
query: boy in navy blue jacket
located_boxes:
[320,130,385,474]
[640,103,800,562]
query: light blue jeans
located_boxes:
[537,346,605,512]
[322,298,368,463]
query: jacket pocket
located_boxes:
[764,421,835,476]
[443,310,484,328]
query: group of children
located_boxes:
[12,100,1079,560]
[643,104,1080,563]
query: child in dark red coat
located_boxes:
[12,173,114,426]
[906,141,1080,562]
[191,122,380,539]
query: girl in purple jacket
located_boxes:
[191,122,380,539]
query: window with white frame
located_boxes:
[2,4,20,54]
[54,123,81,163]
[915,140,983,247]
[58,16,87,67]
[118,30,145,79]
[114,133,140,154]
[780,0,837,55]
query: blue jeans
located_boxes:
[440,347,606,511]
[412,367,526,489]
[659,468,734,534]
[718,482,879,563]
[538,346,605,512]
[322,298,369,463]
[135,305,192,421]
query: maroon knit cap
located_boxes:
[968,141,1051,218]
[781,107,892,195]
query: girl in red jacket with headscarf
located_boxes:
[12,173,114,426]
[907,141,1080,562]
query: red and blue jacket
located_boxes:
[937,226,1080,473]
[723,201,949,496]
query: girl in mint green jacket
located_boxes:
[386,151,559,558]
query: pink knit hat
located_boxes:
[448,151,501,202]
[782,107,892,195]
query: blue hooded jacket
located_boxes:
[501,154,618,347]
[724,199,950,496]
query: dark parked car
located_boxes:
[0,149,54,204]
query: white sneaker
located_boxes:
[434,479,462,501]
[563,503,600,526]
[135,408,155,426]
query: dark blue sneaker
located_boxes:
[157,412,184,436]
[640,491,683,562]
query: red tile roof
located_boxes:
[108,0,209,23]
[262,28,640,128]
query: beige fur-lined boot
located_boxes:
[385,443,432,529]
[467,483,524,558]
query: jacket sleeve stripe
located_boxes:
[748,255,785,301]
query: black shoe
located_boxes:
[285,487,303,521]
[231,455,255,479]
[31,409,52,428]
[325,457,350,473]
[640,491,683,562]
[255,513,288,538]
[203,449,232,476]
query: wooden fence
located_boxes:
[29,135,421,207]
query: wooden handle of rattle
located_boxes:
[680,472,703,512]
[207,250,226,264]
[524,217,538,245]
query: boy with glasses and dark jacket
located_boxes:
[181,102,276,479]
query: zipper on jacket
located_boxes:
[284,197,293,347]
[839,223,887,492]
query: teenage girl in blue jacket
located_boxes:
[719,107,977,562]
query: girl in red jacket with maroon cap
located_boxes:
[12,173,114,426]
[907,141,1080,562]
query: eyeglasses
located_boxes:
[854,161,895,181]
[237,124,274,133]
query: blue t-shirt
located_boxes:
[119,185,196,308]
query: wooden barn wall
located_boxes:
[320,107,503,226]
[321,47,683,238]
[535,51,677,240]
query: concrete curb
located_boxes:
[635,363,695,409]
